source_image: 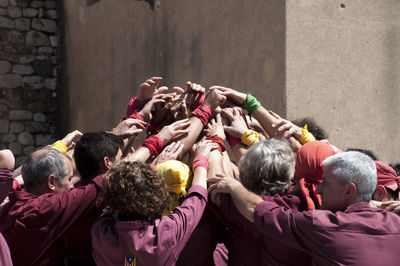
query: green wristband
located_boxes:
[242,94,261,114]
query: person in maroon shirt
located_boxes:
[0,149,14,266]
[210,139,312,265]
[210,151,400,265]
[0,147,104,266]
[91,139,217,266]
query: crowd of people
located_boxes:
[1,76,400,265]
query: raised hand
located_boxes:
[136,77,168,104]
[221,107,249,139]
[192,139,219,158]
[61,130,83,150]
[209,86,247,105]
[111,118,146,138]
[204,89,227,111]
[157,118,191,144]
[154,141,184,165]
[139,94,166,122]
[205,113,226,140]
[270,111,302,140]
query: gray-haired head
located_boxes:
[322,151,377,202]
[239,138,295,196]
[22,148,70,190]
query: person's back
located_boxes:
[0,148,104,265]
[92,141,213,266]
[252,151,400,265]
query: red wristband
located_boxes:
[227,134,241,148]
[129,112,144,122]
[192,93,205,110]
[193,155,209,172]
[191,104,212,126]
[126,97,144,117]
[205,135,226,153]
[141,136,164,156]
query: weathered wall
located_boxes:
[61,0,286,133]
[286,0,400,163]
[0,0,59,166]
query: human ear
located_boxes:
[103,156,113,170]
[48,174,57,191]
[372,185,387,201]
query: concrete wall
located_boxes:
[62,0,400,163]
[286,0,400,163]
[60,0,286,133]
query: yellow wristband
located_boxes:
[299,126,316,144]
[51,140,68,154]
[241,130,260,147]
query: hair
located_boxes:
[322,151,377,202]
[239,139,295,196]
[345,148,379,161]
[389,163,400,176]
[103,161,170,221]
[292,117,328,140]
[73,131,123,180]
[22,148,69,190]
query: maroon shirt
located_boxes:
[254,201,400,265]
[0,175,103,266]
[0,167,13,204]
[91,185,207,266]
[217,191,311,266]
[0,167,13,266]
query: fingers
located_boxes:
[124,118,147,128]
[216,113,222,125]
[170,118,191,129]
[173,86,185,94]
[156,86,168,94]
[221,108,234,121]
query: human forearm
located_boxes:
[229,183,263,222]
[176,116,204,157]
[192,167,207,189]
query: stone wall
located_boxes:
[0,0,58,166]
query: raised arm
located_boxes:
[176,86,226,157]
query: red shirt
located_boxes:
[0,175,103,266]
[254,201,400,265]
[91,185,207,266]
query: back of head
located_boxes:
[374,161,399,199]
[239,139,295,196]
[295,140,336,210]
[103,161,170,221]
[22,148,69,191]
[74,131,123,181]
[323,151,377,203]
[346,148,379,161]
[295,141,336,184]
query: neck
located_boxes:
[26,184,51,196]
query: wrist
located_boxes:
[242,94,261,114]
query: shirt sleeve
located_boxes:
[0,167,14,203]
[163,185,208,259]
[253,200,317,253]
